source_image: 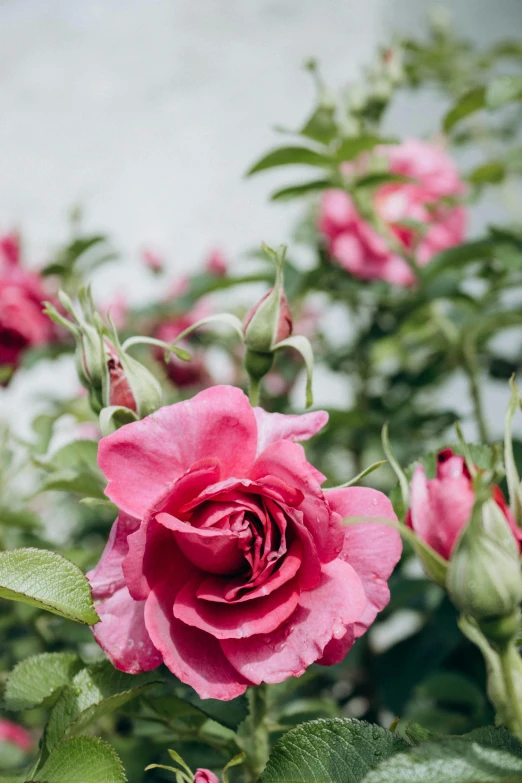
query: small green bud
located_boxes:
[244,349,274,382]
[448,497,522,637]
[243,245,292,357]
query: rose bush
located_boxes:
[0,232,56,380]
[318,139,466,285]
[407,448,522,560]
[88,385,401,699]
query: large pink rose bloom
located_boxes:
[318,139,466,286]
[88,386,401,699]
[0,233,55,379]
[407,449,522,561]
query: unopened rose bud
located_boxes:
[243,245,292,385]
[75,323,106,413]
[447,496,522,642]
[205,248,227,277]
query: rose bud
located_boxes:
[447,493,522,643]
[243,245,293,383]
[0,718,32,752]
[194,771,219,783]
[406,448,522,562]
[142,248,164,274]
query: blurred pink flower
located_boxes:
[0,232,56,381]
[205,249,227,277]
[154,299,212,388]
[318,139,466,286]
[142,248,164,274]
[0,718,32,752]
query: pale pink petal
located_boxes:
[87,512,140,599]
[93,586,162,674]
[221,558,367,684]
[98,386,258,518]
[326,487,402,639]
[253,408,328,456]
[144,579,251,699]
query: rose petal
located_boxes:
[317,625,356,666]
[221,558,366,684]
[144,578,251,699]
[156,512,247,575]
[92,586,162,674]
[253,408,328,456]
[174,576,300,639]
[251,440,343,563]
[326,487,402,640]
[87,512,140,599]
[196,538,303,603]
[98,386,258,518]
[123,517,179,601]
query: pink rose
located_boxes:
[0,234,56,380]
[154,300,212,388]
[88,385,401,699]
[194,770,219,783]
[142,248,164,274]
[406,448,522,560]
[318,139,466,286]
[0,718,32,752]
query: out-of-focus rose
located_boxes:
[194,770,219,783]
[406,448,522,561]
[142,248,164,274]
[154,298,212,388]
[88,385,401,699]
[205,249,227,277]
[318,139,466,286]
[0,233,56,381]
[0,718,32,752]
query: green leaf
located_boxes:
[0,548,99,625]
[247,147,332,176]
[468,161,506,185]
[362,727,522,782]
[0,508,42,531]
[486,75,522,109]
[4,652,83,710]
[420,238,496,282]
[179,690,249,731]
[270,179,331,201]
[31,737,126,783]
[353,173,414,189]
[45,660,161,752]
[335,135,395,163]
[35,440,106,499]
[273,335,315,407]
[260,718,407,783]
[300,105,338,144]
[443,86,486,132]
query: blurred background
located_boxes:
[1,0,522,432]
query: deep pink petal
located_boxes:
[156,512,246,574]
[197,538,303,603]
[253,408,328,456]
[251,440,343,563]
[98,386,258,518]
[92,586,162,674]
[317,625,356,666]
[194,770,220,783]
[0,719,33,752]
[87,512,140,599]
[221,558,367,684]
[174,576,300,639]
[326,487,402,638]
[123,517,181,600]
[144,579,251,699]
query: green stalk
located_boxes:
[248,377,261,407]
[247,684,270,780]
[499,641,522,741]
[462,337,489,443]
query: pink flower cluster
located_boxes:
[318,139,466,286]
[0,234,56,380]
[88,385,401,699]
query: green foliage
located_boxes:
[30,737,126,783]
[0,548,99,624]
[4,652,83,711]
[362,727,522,782]
[260,719,407,783]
